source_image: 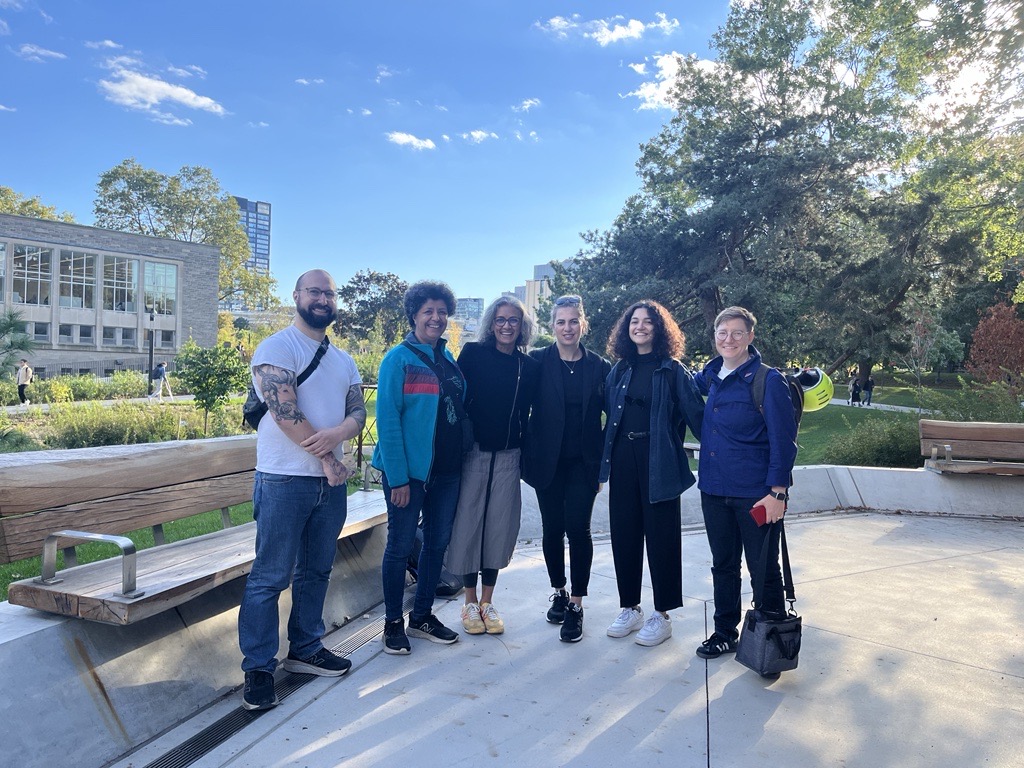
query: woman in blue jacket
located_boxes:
[372,281,468,655]
[599,300,704,647]
[693,306,798,665]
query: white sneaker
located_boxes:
[635,612,672,647]
[606,606,645,637]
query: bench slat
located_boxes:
[918,439,1024,462]
[924,459,1024,476]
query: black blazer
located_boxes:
[522,342,612,491]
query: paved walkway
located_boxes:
[2,394,195,416]
[118,511,1024,768]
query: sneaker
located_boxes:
[696,632,738,659]
[382,618,411,655]
[606,606,645,638]
[461,602,486,635]
[282,648,352,677]
[635,613,672,646]
[24,400,30,405]
[560,602,584,643]
[407,613,460,644]
[241,670,279,711]
[479,602,505,634]
[546,589,570,624]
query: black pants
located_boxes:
[18,384,28,404]
[608,437,682,612]
[536,458,597,596]
[700,492,784,639]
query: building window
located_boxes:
[13,245,53,305]
[79,325,94,343]
[103,256,138,311]
[121,328,136,346]
[59,250,97,309]
[61,366,74,376]
[143,262,177,315]
[33,322,49,342]
[59,324,74,343]
[102,326,117,346]
[0,243,6,300]
[160,330,175,348]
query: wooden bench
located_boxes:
[919,419,1024,476]
[0,436,387,625]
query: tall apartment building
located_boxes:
[225,196,271,311]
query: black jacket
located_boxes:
[522,342,612,491]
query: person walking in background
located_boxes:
[148,361,173,402]
[599,300,704,648]
[373,281,467,655]
[846,376,855,406]
[238,269,366,711]
[16,359,32,405]
[692,306,797,675]
[863,375,875,406]
[523,295,611,643]
[851,378,862,407]
[447,296,539,636]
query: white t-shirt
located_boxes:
[251,325,361,476]
[718,365,737,380]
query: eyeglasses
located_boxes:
[714,329,750,341]
[302,288,338,301]
[555,296,582,307]
[494,317,521,327]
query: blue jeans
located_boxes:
[700,492,783,639]
[381,472,460,622]
[238,472,348,673]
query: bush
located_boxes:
[0,411,42,452]
[66,374,107,402]
[920,378,1024,423]
[24,377,73,404]
[821,415,922,468]
[108,370,148,399]
[0,378,17,406]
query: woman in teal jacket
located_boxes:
[372,281,468,655]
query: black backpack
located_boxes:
[750,364,804,428]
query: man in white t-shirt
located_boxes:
[238,269,367,711]
[16,359,32,404]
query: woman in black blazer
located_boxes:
[523,295,612,643]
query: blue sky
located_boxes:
[1,1,730,303]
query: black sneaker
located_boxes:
[407,613,459,645]
[546,589,569,624]
[241,670,279,711]
[382,618,411,655]
[696,632,738,659]
[560,602,584,643]
[282,648,352,677]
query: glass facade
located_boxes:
[59,249,97,309]
[144,262,178,315]
[103,256,138,312]
[0,243,5,300]
[13,244,53,305]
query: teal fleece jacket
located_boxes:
[370,335,464,488]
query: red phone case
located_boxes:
[749,505,768,527]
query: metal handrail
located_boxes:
[36,530,145,599]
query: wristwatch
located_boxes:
[769,490,789,501]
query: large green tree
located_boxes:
[333,270,409,346]
[0,186,75,222]
[93,159,278,309]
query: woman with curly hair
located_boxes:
[598,300,704,647]
[446,296,539,635]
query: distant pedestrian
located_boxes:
[148,362,173,402]
[851,379,862,407]
[863,375,875,406]
[16,359,32,405]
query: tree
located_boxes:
[1,309,35,375]
[93,159,279,309]
[174,339,250,435]
[0,186,75,222]
[333,270,408,346]
[966,303,1024,393]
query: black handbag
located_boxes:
[242,337,330,430]
[736,521,802,677]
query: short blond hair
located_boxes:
[714,306,757,332]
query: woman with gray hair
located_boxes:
[446,296,540,635]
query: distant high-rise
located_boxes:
[232,196,271,275]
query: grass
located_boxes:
[796,403,903,465]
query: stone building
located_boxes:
[0,213,219,378]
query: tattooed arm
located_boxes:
[253,363,354,486]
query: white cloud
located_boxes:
[536,12,679,46]
[295,77,324,86]
[529,130,539,142]
[0,103,15,111]
[247,121,270,128]
[376,65,394,84]
[39,9,51,23]
[14,43,65,62]
[85,39,121,49]
[187,64,206,79]
[461,130,498,144]
[0,20,9,35]
[385,98,401,107]
[625,52,689,110]
[436,104,448,112]
[0,0,22,8]
[361,108,372,116]
[441,134,450,142]
[512,97,541,112]
[99,62,226,125]
[168,65,191,78]
[514,130,522,141]
[386,131,436,150]
[628,62,647,75]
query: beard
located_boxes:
[297,303,337,330]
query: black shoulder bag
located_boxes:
[401,340,474,453]
[242,337,330,430]
[735,521,802,677]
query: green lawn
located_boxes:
[796,403,903,464]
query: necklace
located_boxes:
[561,357,579,374]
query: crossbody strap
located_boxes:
[296,337,330,387]
[752,520,796,608]
[401,340,468,420]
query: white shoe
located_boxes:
[606,606,645,637]
[635,613,672,647]
[24,400,30,405]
